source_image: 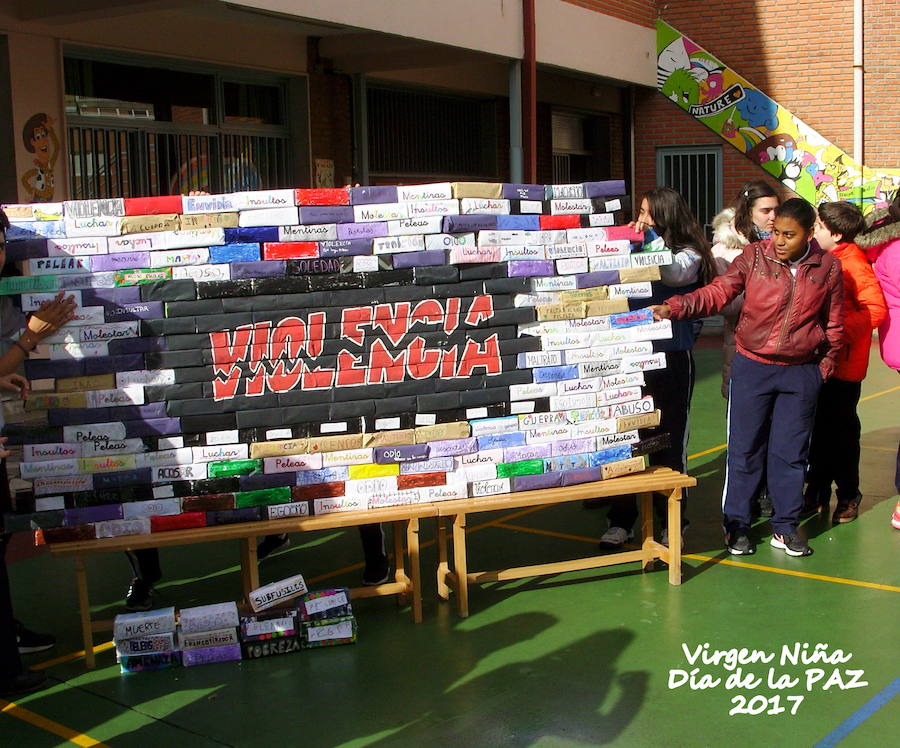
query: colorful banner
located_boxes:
[656,19,900,211]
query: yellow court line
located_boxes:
[859,383,900,403]
[688,443,727,460]
[31,641,115,671]
[492,518,900,593]
[682,553,900,593]
[1,699,111,747]
[494,522,600,545]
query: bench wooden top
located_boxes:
[46,468,695,557]
[434,467,695,516]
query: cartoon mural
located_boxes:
[656,19,900,212]
[20,113,60,203]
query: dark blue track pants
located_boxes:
[724,353,822,535]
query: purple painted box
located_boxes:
[551,438,597,457]
[560,466,606,486]
[25,359,85,380]
[230,261,286,280]
[441,215,498,233]
[182,643,242,667]
[83,286,142,306]
[504,443,551,462]
[427,437,478,458]
[609,308,654,328]
[91,252,150,272]
[349,185,398,205]
[477,433,526,451]
[497,215,540,230]
[298,206,355,224]
[512,472,563,492]
[508,260,554,277]
[373,444,430,464]
[336,222,388,240]
[583,180,626,198]
[576,270,620,289]
[392,250,446,269]
[125,418,182,437]
[316,239,372,257]
[502,184,545,201]
[64,504,124,526]
[104,302,164,321]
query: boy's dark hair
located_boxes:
[0,207,9,232]
[818,201,866,243]
[775,198,816,231]
[731,179,779,240]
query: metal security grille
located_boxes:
[368,87,495,179]
[656,146,723,230]
[67,124,290,199]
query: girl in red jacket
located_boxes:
[650,199,844,557]
[805,202,887,522]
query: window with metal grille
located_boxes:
[656,145,722,231]
[64,55,293,199]
[552,111,612,185]
[367,87,497,180]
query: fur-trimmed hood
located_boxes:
[857,206,900,249]
[711,207,746,249]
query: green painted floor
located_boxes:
[3,340,899,747]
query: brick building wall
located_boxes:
[863,0,900,166]
[561,0,657,29]
[633,1,899,209]
[308,71,354,186]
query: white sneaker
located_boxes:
[599,526,632,548]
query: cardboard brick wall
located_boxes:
[1,181,674,543]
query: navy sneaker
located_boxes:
[725,531,755,556]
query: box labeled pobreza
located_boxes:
[248,574,308,613]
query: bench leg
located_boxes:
[74,556,95,669]
[452,514,469,618]
[667,489,683,585]
[436,517,451,600]
[406,518,422,623]
[638,491,654,570]
[392,521,408,606]
[239,536,260,599]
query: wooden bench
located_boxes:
[435,467,696,617]
[47,504,435,668]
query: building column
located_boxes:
[351,73,369,185]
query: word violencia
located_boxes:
[210,295,499,399]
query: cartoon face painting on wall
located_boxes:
[655,20,900,213]
[21,112,59,203]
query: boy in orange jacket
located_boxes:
[805,201,887,522]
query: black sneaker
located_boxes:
[362,554,391,586]
[15,621,56,655]
[771,532,813,557]
[0,670,49,698]
[125,577,154,611]
[725,531,755,555]
[257,533,290,562]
